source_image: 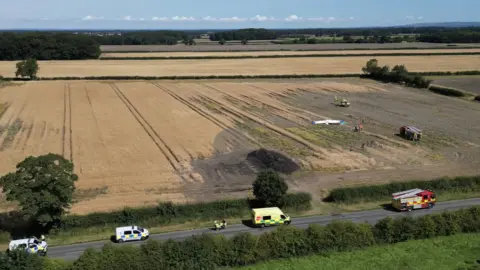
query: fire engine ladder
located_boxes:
[392,188,424,199]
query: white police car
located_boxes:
[8,237,48,256]
[115,225,149,243]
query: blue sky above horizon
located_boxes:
[0,0,477,29]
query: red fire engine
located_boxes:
[391,188,436,212]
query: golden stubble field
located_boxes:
[0,55,479,77]
[1,79,480,214]
[101,48,480,58]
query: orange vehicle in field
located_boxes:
[391,188,436,212]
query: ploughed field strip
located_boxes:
[0,55,480,77]
[100,48,480,58]
[0,79,479,213]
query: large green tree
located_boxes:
[252,168,288,207]
[15,58,39,79]
[0,153,78,227]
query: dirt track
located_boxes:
[0,79,479,213]
[100,43,480,52]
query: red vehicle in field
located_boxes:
[391,188,436,212]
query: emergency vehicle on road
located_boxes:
[115,225,149,243]
[391,188,436,212]
[8,237,48,256]
[251,207,291,228]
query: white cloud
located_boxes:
[202,16,217,21]
[151,16,168,21]
[171,16,195,21]
[307,16,336,22]
[284,15,302,21]
[82,15,104,21]
[219,16,247,22]
[123,15,133,21]
[349,16,355,20]
[250,15,275,21]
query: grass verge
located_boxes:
[233,233,480,270]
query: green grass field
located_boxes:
[234,233,480,270]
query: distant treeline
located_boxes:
[92,31,186,45]
[209,27,480,43]
[0,32,101,60]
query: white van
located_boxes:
[115,225,149,243]
[8,237,48,256]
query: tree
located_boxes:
[241,39,248,45]
[0,153,78,227]
[252,169,288,207]
[0,248,44,270]
[188,39,196,46]
[362,59,379,75]
[219,39,226,45]
[15,59,39,79]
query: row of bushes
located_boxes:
[428,85,467,97]
[361,59,432,88]
[3,70,480,82]
[14,205,479,270]
[100,51,480,60]
[0,193,311,238]
[327,175,480,204]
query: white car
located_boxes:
[115,225,149,243]
[8,237,48,256]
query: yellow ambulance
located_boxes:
[251,207,291,228]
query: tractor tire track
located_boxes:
[202,83,312,124]
[83,85,108,149]
[109,83,182,174]
[189,84,329,155]
[151,83,256,148]
[68,84,73,162]
[62,84,67,158]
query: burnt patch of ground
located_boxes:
[431,76,480,95]
[246,148,301,175]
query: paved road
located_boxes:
[48,198,480,261]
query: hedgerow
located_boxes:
[428,85,466,97]
[2,70,480,82]
[62,206,480,270]
[100,51,480,60]
[0,193,311,238]
[327,175,480,204]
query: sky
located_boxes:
[0,0,478,30]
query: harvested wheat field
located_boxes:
[0,79,479,213]
[1,56,480,78]
[101,48,480,58]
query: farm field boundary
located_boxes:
[100,51,480,60]
[3,70,480,81]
